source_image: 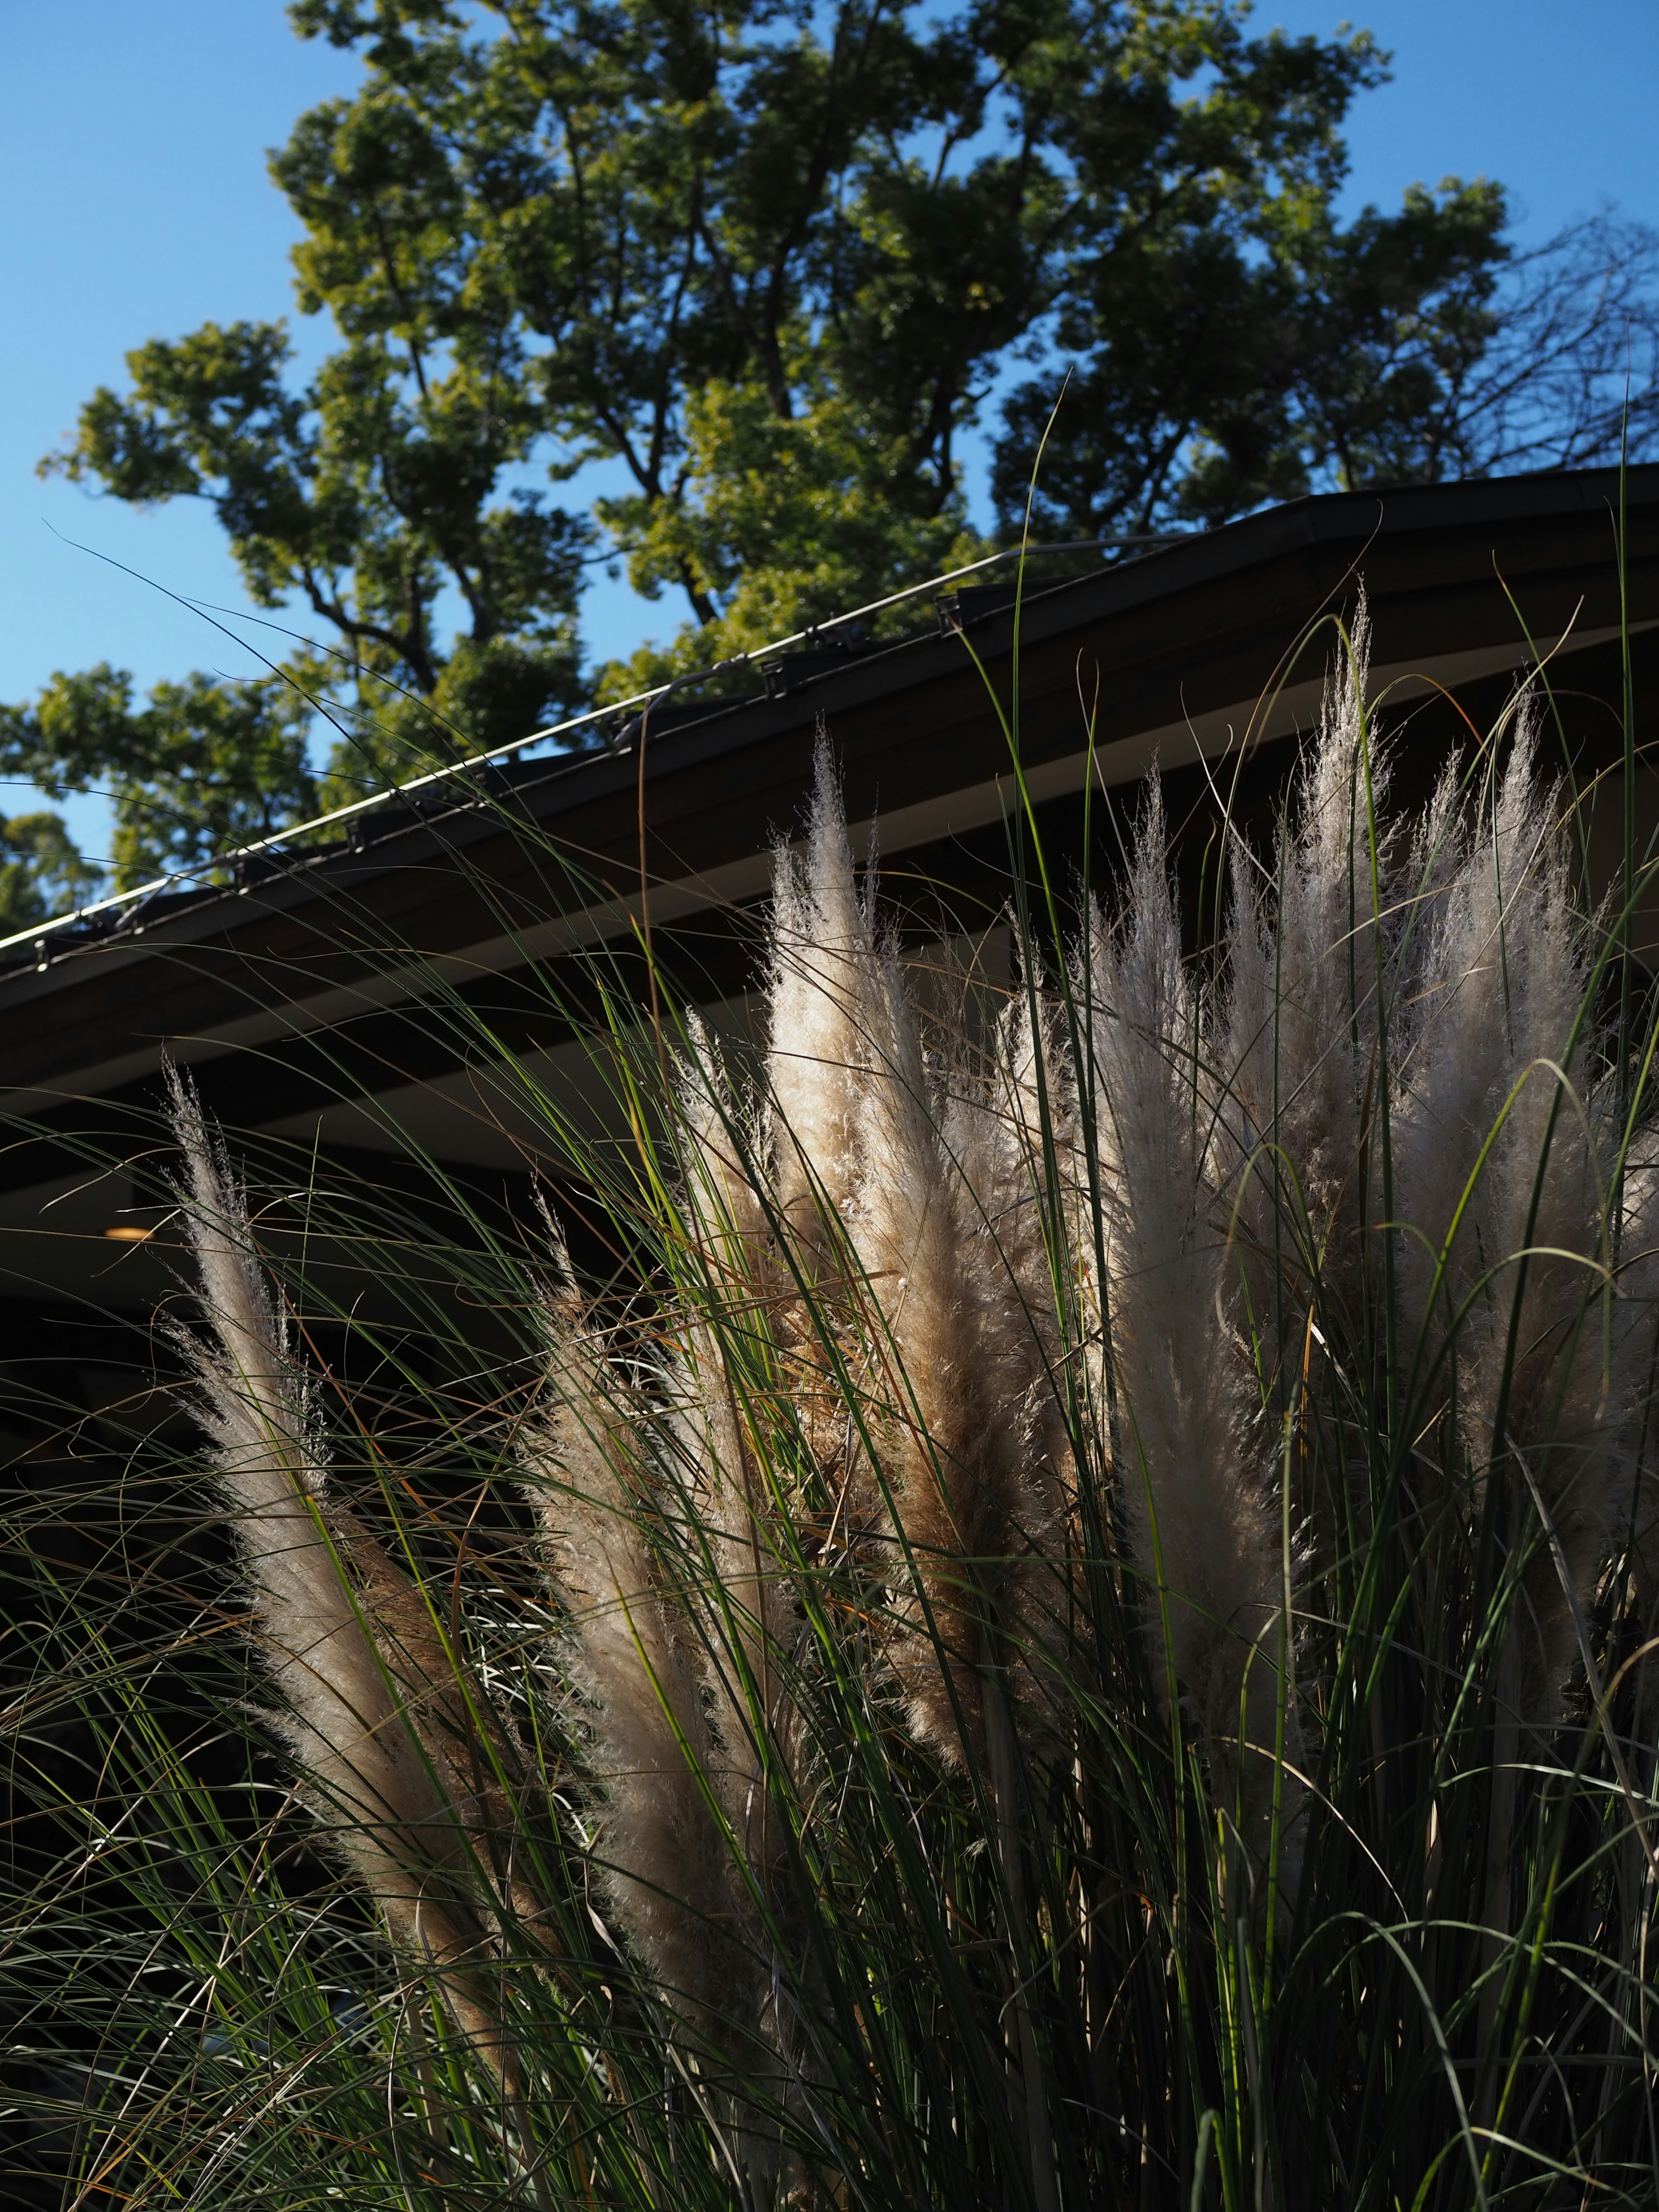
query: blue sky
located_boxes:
[3,0,1655,859]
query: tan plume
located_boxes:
[167,1070,535,2080]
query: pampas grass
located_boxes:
[7,615,1659,2209]
[165,1071,547,2105]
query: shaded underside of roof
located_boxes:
[0,462,1653,1290]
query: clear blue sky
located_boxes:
[3,1,1655,859]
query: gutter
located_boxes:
[3,463,1652,985]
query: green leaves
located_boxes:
[0,664,318,889]
[593,374,984,694]
[40,297,592,788]
[51,321,316,550]
[0,809,102,931]
[10,0,1652,883]
[277,0,1063,568]
[993,15,1512,535]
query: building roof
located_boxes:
[1,461,1654,1310]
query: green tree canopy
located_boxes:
[5,0,1655,897]
[0,810,104,934]
[0,666,319,887]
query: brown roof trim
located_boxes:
[1,462,1652,1120]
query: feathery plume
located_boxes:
[769,731,873,1260]
[670,1020,803,1887]
[849,943,1068,1767]
[1081,794,1300,1892]
[938,992,1080,1730]
[1216,604,1389,1435]
[521,1289,766,2054]
[1398,713,1656,1719]
[849,930,988,1761]
[166,1071,529,2076]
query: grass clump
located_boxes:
[4,608,1659,2209]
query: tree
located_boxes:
[0,810,104,935]
[267,0,1399,681]
[5,0,1654,888]
[39,312,593,811]
[0,666,319,889]
[1000,191,1659,537]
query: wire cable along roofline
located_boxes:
[0,537,1183,966]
